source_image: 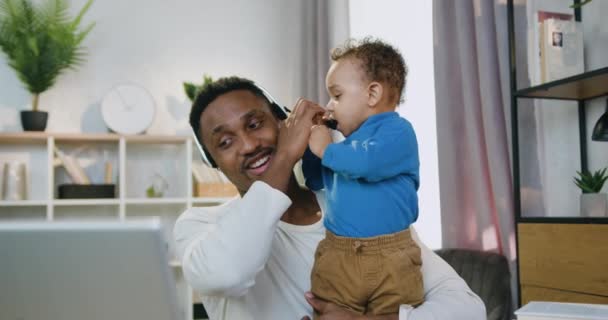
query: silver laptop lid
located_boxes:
[0,218,181,320]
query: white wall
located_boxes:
[581,0,608,188]
[0,0,442,247]
[0,0,307,134]
[349,0,442,249]
[525,0,608,217]
[0,0,344,201]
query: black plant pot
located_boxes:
[20,111,48,131]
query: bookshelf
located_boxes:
[514,66,608,100]
[0,200,47,206]
[507,0,608,308]
[0,132,234,320]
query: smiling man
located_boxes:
[174,76,486,320]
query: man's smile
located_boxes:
[242,148,274,176]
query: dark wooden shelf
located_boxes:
[517,216,608,224]
[514,67,608,101]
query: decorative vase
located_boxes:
[580,193,608,217]
[20,111,48,131]
[3,161,27,200]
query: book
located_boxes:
[104,161,113,184]
[191,162,230,184]
[540,17,584,83]
[527,11,576,86]
[191,162,236,197]
[53,146,91,185]
[515,301,608,320]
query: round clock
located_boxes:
[101,83,156,135]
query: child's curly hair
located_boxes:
[331,37,408,104]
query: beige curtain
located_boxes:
[286,0,349,107]
[433,0,519,305]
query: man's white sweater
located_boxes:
[174,182,485,320]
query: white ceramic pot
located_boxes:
[4,162,27,201]
[0,162,5,199]
[580,193,608,217]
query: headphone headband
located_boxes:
[191,82,289,168]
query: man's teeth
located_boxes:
[250,156,270,169]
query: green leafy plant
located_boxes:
[0,0,95,111]
[570,0,593,9]
[574,167,608,193]
[183,74,213,102]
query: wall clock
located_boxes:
[101,83,156,135]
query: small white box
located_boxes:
[515,301,608,320]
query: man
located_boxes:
[174,76,486,320]
[552,31,563,47]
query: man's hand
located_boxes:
[259,98,324,193]
[277,99,325,165]
[300,292,398,320]
[300,292,362,320]
[309,125,332,158]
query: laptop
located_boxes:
[0,218,181,320]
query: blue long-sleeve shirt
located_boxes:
[302,111,420,237]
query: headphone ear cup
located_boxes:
[203,149,218,168]
[191,129,218,168]
[272,103,288,120]
[198,144,218,168]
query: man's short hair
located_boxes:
[189,76,275,147]
[331,37,408,104]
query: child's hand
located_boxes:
[309,125,332,158]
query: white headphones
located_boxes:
[191,83,289,168]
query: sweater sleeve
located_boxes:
[301,147,324,191]
[321,122,419,184]
[174,181,292,297]
[398,228,487,320]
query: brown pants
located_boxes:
[310,228,424,317]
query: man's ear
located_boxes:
[367,82,383,107]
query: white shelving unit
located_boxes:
[0,132,234,320]
[125,198,190,205]
[53,198,122,206]
[0,200,47,206]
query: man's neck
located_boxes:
[280,178,321,226]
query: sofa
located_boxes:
[435,249,512,320]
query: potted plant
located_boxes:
[570,0,593,9]
[0,0,95,131]
[574,167,608,217]
[183,74,213,102]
